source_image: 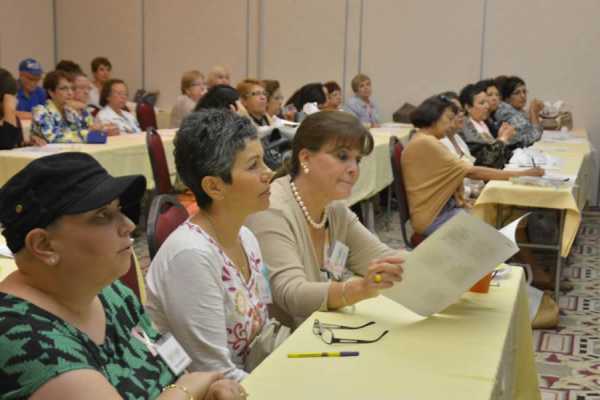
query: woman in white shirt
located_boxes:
[96,79,141,134]
[146,109,274,382]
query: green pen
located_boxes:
[288,351,359,358]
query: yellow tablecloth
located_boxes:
[472,129,592,257]
[243,267,539,400]
[0,130,178,190]
[346,126,413,206]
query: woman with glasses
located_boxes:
[494,75,544,148]
[402,95,543,237]
[458,83,516,169]
[170,70,206,128]
[237,79,271,128]
[31,70,97,144]
[246,111,404,328]
[97,79,141,134]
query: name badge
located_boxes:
[155,333,192,376]
[256,262,273,304]
[324,241,349,280]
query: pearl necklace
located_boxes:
[290,181,328,229]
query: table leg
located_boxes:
[554,209,566,301]
[360,199,376,233]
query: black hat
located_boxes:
[0,152,146,253]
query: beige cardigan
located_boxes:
[245,176,399,327]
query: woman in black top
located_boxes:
[0,68,23,150]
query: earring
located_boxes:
[302,163,310,174]
[48,256,58,266]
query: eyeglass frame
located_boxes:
[312,319,388,344]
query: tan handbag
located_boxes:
[245,319,291,372]
[540,111,573,130]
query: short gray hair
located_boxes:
[174,109,258,209]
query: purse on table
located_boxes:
[245,319,291,372]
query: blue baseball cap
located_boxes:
[18,58,43,76]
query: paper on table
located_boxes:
[381,211,519,316]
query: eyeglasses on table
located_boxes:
[312,319,389,345]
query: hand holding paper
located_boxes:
[381,212,521,316]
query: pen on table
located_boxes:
[288,352,360,358]
[530,156,537,168]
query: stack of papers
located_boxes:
[541,130,585,144]
[507,148,562,170]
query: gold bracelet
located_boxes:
[341,280,349,307]
[163,384,194,400]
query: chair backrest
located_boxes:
[146,194,189,260]
[136,102,158,131]
[146,128,173,194]
[119,251,147,304]
[389,136,413,248]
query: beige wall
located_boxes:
[259,0,347,100]
[55,0,143,96]
[361,0,484,119]
[0,0,54,77]
[2,0,599,151]
[144,0,249,108]
[484,0,600,150]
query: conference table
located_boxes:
[242,267,540,400]
[0,126,409,215]
[346,124,413,230]
[472,128,593,299]
[0,129,178,189]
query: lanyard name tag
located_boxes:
[325,241,349,280]
[155,333,192,376]
[257,262,273,304]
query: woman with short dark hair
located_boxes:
[403,95,543,236]
[323,81,342,111]
[477,79,502,136]
[459,82,515,168]
[31,70,96,143]
[284,83,327,122]
[146,109,274,381]
[494,75,544,147]
[89,57,112,107]
[97,79,141,134]
[195,85,241,112]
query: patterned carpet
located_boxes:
[134,202,600,396]
[533,210,600,399]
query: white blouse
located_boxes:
[145,222,269,382]
[96,106,141,133]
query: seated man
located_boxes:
[15,58,46,120]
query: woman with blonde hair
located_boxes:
[170,70,206,128]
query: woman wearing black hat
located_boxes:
[0,153,247,399]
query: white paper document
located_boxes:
[381,211,520,316]
[541,130,585,144]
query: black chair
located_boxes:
[389,136,425,249]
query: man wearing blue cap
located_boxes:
[16,58,47,119]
